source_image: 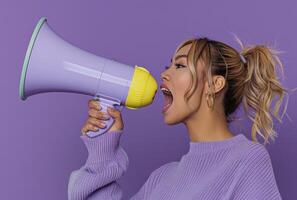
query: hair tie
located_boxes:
[239,54,247,64]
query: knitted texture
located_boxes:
[68,130,282,200]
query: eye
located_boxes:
[164,63,186,70]
[175,63,186,69]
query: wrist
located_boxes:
[80,130,124,163]
[108,128,124,133]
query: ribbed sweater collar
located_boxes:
[186,134,247,155]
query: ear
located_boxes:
[205,75,226,94]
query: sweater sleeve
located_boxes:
[68,130,129,200]
[233,144,282,200]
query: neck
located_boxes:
[185,133,246,155]
[184,106,233,142]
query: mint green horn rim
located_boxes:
[19,17,47,100]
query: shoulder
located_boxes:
[236,140,273,173]
[231,139,282,199]
[147,161,178,181]
[151,161,178,176]
[242,141,271,162]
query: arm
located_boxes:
[68,130,129,200]
[233,144,282,200]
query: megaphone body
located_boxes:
[19,17,158,137]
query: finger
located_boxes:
[81,124,98,135]
[88,109,110,120]
[88,99,101,110]
[82,122,107,135]
[88,117,107,128]
[107,107,121,119]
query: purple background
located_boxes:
[1,0,297,199]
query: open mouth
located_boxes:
[161,87,173,113]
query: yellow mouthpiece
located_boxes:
[125,65,158,109]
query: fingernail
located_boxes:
[101,122,106,127]
[103,114,110,119]
[93,127,99,131]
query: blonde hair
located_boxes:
[175,36,289,145]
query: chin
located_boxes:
[164,119,179,125]
[163,113,184,125]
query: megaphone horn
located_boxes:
[19,17,158,137]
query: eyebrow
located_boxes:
[170,54,187,63]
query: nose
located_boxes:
[161,70,170,81]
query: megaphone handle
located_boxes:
[86,97,122,138]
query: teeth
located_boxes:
[161,87,172,95]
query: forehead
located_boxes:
[174,43,192,57]
[173,42,206,73]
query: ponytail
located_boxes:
[240,44,288,145]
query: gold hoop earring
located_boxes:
[206,93,215,110]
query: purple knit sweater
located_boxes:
[68,130,282,200]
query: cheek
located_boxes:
[187,87,204,111]
[178,74,205,111]
[173,72,192,97]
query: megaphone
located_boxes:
[19,17,158,138]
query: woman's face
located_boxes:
[161,43,207,125]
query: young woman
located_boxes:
[68,37,287,200]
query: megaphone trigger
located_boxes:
[114,104,124,112]
[86,97,119,138]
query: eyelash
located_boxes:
[164,63,186,70]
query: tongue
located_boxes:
[163,94,173,107]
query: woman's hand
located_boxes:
[81,99,124,135]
